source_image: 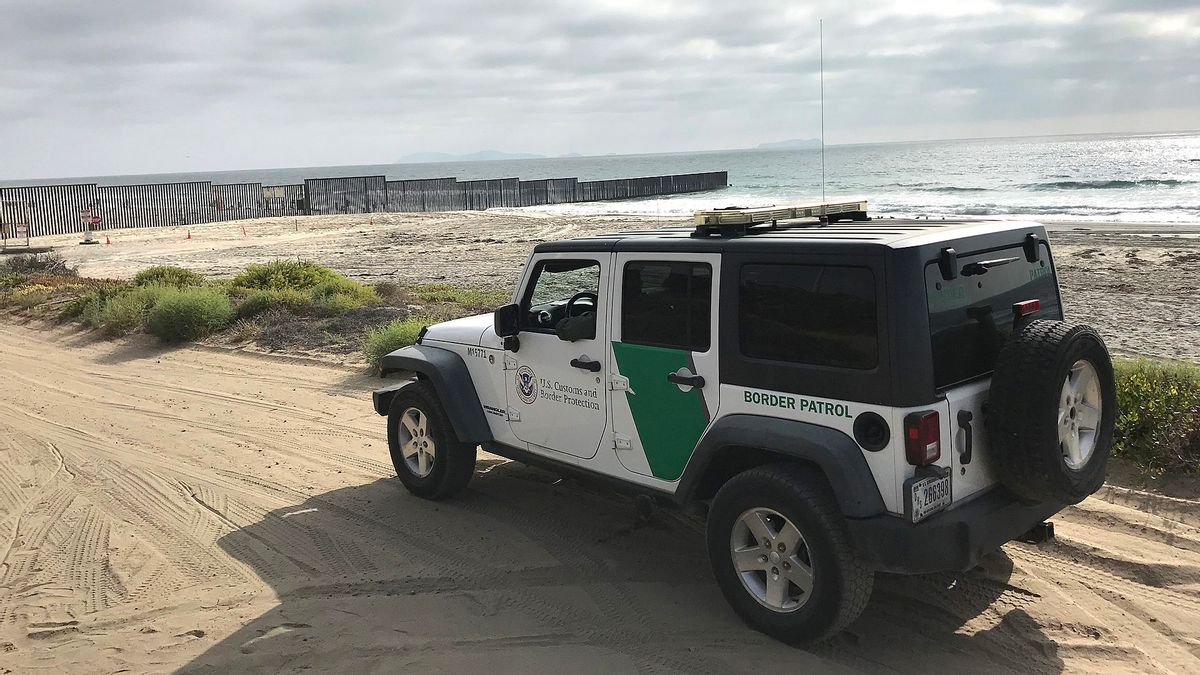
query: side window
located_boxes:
[521,259,601,337]
[739,264,877,369]
[621,261,711,351]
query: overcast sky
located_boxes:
[2,0,1198,179]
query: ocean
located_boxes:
[5,131,1199,223]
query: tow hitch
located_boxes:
[1018,521,1056,544]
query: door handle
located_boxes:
[958,410,974,465]
[570,357,601,372]
[666,372,705,388]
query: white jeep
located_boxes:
[372,205,1115,643]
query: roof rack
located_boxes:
[691,200,869,237]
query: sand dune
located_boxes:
[0,321,1198,673]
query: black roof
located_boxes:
[533,218,1046,255]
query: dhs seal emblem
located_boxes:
[515,365,538,404]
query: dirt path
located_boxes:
[1,321,1199,674]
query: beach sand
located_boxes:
[1,320,1198,674]
[27,211,1200,363]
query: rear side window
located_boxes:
[926,243,1062,388]
[739,264,878,369]
[621,261,712,351]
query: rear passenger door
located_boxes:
[607,253,720,481]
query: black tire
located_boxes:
[987,320,1115,504]
[386,380,476,500]
[706,463,873,644]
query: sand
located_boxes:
[2,212,1200,672]
[28,212,1200,363]
[0,321,1198,673]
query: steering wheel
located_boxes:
[566,291,598,317]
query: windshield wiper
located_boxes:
[960,256,1019,276]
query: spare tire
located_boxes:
[987,320,1115,504]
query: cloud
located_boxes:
[0,0,1197,179]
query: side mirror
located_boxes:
[494,303,520,338]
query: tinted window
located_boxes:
[621,261,711,351]
[926,243,1061,388]
[739,264,878,369]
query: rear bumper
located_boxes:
[845,488,1064,574]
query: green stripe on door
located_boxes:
[611,341,709,481]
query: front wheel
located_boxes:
[706,464,873,644]
[387,381,476,500]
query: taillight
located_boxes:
[1013,299,1041,317]
[904,411,941,466]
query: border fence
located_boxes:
[0,170,727,238]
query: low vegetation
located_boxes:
[1,254,1197,479]
[0,258,499,362]
[1113,357,1200,474]
[230,260,379,317]
[2,252,77,277]
[145,287,236,342]
[132,265,205,288]
[363,317,431,368]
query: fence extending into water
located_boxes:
[0,170,727,239]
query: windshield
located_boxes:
[925,242,1061,389]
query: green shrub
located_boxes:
[231,260,346,291]
[0,273,28,292]
[132,266,204,288]
[62,282,131,320]
[409,283,509,306]
[145,287,235,342]
[2,252,76,276]
[312,292,366,316]
[82,284,175,336]
[235,288,312,318]
[363,317,428,369]
[230,260,377,317]
[1113,357,1200,474]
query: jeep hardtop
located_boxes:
[372,203,1115,643]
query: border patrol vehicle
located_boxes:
[372,201,1116,643]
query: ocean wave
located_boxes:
[1022,179,1194,190]
[873,201,1200,219]
[881,182,992,192]
[919,186,992,193]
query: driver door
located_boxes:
[505,253,610,460]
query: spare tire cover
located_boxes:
[986,320,1116,504]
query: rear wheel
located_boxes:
[387,381,476,500]
[706,464,873,644]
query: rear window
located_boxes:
[926,243,1061,388]
[740,264,878,370]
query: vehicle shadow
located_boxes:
[178,460,1063,674]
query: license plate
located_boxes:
[907,474,952,523]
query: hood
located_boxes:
[422,313,494,346]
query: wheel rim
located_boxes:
[397,407,435,478]
[1059,359,1102,471]
[729,507,814,613]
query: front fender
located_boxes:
[373,344,492,444]
[675,414,885,518]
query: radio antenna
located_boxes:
[820,19,826,209]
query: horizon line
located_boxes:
[2,127,1198,185]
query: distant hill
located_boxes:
[396,150,546,163]
[756,138,822,150]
